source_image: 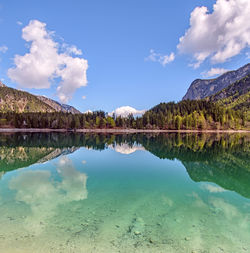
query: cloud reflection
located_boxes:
[8,156,87,234]
[201,183,226,193]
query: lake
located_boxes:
[0,132,249,253]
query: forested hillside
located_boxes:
[0,86,55,113]
[141,100,247,130]
[208,74,250,112]
[0,100,247,130]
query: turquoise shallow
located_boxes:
[0,132,249,253]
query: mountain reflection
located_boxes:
[0,132,249,198]
[0,145,78,172]
[110,143,145,154]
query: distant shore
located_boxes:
[0,128,249,133]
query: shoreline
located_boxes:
[0,128,249,133]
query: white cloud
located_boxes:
[246,52,250,59]
[17,21,23,26]
[178,0,250,67]
[8,20,88,103]
[146,49,175,66]
[62,43,82,56]
[202,67,229,78]
[0,45,8,53]
[82,95,86,99]
[109,106,146,118]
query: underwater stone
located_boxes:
[149,238,154,244]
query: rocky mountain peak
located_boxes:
[183,63,250,100]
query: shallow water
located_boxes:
[0,132,249,253]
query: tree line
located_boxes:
[0,100,248,130]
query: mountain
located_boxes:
[0,85,55,113]
[37,96,81,114]
[208,74,250,111]
[0,82,80,113]
[183,63,250,100]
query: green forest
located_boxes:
[0,100,248,130]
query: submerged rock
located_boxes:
[128,217,145,236]
[134,230,141,235]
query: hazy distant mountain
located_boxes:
[183,63,250,100]
[0,82,80,113]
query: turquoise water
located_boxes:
[0,133,249,253]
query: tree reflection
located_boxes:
[0,132,249,198]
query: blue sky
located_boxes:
[0,0,249,114]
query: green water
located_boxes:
[0,133,249,253]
